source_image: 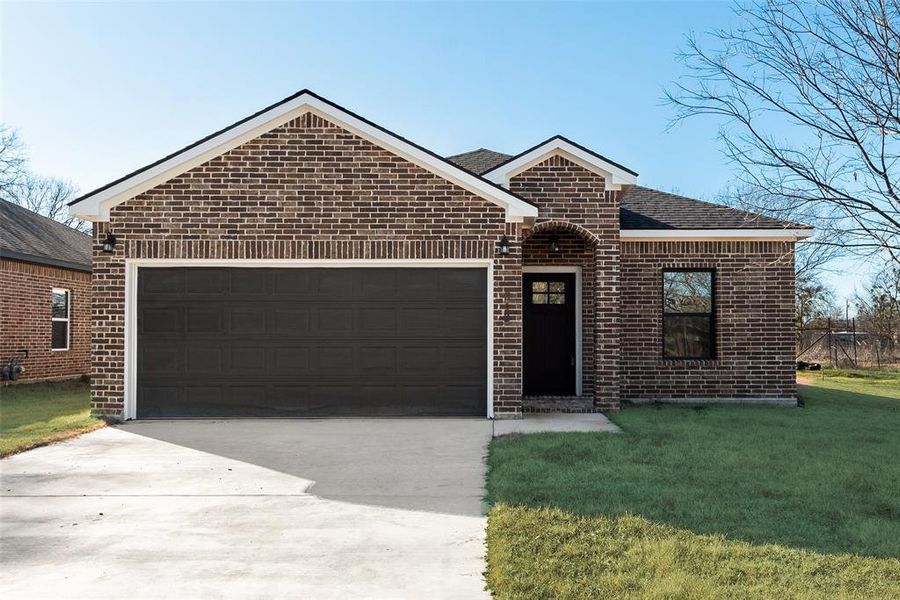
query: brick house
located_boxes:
[68,90,811,420]
[0,199,92,382]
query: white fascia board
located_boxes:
[620,228,814,241]
[483,138,639,189]
[69,92,537,222]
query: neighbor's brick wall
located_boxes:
[511,155,620,408]
[0,258,91,382]
[620,240,796,401]
[91,112,523,418]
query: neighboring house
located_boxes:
[68,90,812,420]
[0,199,91,382]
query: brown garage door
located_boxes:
[137,267,487,418]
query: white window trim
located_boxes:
[123,258,495,421]
[522,266,583,397]
[51,287,71,352]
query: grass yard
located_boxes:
[485,371,900,598]
[0,379,103,457]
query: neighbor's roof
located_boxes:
[618,186,810,230]
[0,199,92,272]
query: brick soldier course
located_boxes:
[69,90,811,420]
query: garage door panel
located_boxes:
[358,346,397,370]
[440,269,485,298]
[137,267,487,418]
[317,346,354,371]
[229,347,267,373]
[185,308,223,333]
[142,308,182,333]
[271,347,310,373]
[142,269,182,294]
[185,270,225,294]
[316,308,354,333]
[361,269,397,297]
[359,307,397,332]
[230,269,268,294]
[229,308,267,334]
[274,270,311,294]
[273,309,310,334]
[401,268,443,296]
[444,346,486,372]
[141,347,180,374]
[185,345,223,374]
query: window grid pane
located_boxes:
[532,293,548,304]
[51,291,69,319]
[662,270,714,359]
[52,321,69,350]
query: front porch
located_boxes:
[515,220,620,415]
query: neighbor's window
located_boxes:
[662,270,714,359]
[51,288,70,351]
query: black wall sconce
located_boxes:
[549,235,561,254]
[496,235,511,256]
[101,232,117,253]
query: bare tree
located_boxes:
[0,122,86,232]
[667,0,900,264]
[0,125,26,193]
[856,264,900,340]
[9,175,86,232]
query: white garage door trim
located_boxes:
[124,259,494,420]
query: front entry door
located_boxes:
[523,272,576,396]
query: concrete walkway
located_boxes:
[1,420,493,599]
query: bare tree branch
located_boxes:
[666,0,900,265]
[0,122,86,232]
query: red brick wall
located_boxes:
[92,112,523,418]
[620,240,796,401]
[511,155,620,407]
[0,259,91,382]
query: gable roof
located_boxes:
[482,135,639,190]
[0,199,92,272]
[68,89,538,223]
[618,186,813,239]
[618,186,811,230]
[446,148,512,175]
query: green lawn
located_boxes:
[0,379,103,457]
[485,371,900,598]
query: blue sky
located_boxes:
[0,1,868,302]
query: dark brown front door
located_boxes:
[136,267,487,418]
[523,272,576,396]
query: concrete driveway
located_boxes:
[1,419,493,599]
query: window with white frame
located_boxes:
[51,288,70,351]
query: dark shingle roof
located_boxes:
[619,186,810,230]
[0,199,92,271]
[445,148,513,175]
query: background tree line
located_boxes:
[0,124,86,232]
